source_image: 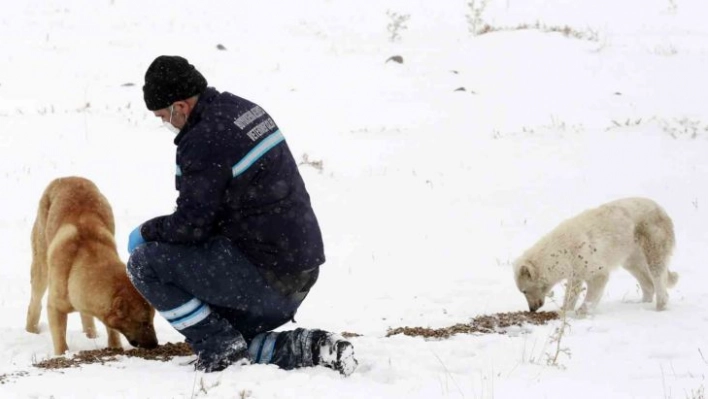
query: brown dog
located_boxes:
[26,176,158,355]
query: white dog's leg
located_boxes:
[562,278,583,312]
[649,265,669,311]
[578,274,609,314]
[623,251,655,302]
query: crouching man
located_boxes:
[126,55,357,376]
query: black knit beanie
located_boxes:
[143,55,208,111]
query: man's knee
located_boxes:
[127,243,157,283]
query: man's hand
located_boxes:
[128,225,147,254]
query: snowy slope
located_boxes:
[1,0,708,398]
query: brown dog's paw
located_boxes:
[25,325,40,334]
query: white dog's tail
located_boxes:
[667,271,679,288]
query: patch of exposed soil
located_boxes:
[33,342,193,370]
[386,311,559,339]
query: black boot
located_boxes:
[311,330,358,377]
[249,328,358,376]
[185,313,250,372]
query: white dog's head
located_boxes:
[513,261,551,312]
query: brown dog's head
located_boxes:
[106,286,158,349]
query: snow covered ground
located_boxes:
[2,0,708,397]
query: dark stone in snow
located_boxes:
[385,55,404,64]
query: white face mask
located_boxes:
[163,105,180,135]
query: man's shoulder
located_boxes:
[178,93,266,157]
[208,90,258,113]
[204,91,278,139]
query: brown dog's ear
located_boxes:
[112,296,127,319]
[519,265,533,280]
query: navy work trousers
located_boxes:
[127,236,305,341]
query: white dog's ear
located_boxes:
[519,265,533,280]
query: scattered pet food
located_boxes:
[386,311,558,339]
[34,342,193,370]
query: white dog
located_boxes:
[513,197,678,313]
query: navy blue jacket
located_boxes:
[141,87,325,274]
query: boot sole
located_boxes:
[333,341,358,377]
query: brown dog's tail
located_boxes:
[46,224,80,272]
[667,271,679,288]
[34,183,54,234]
